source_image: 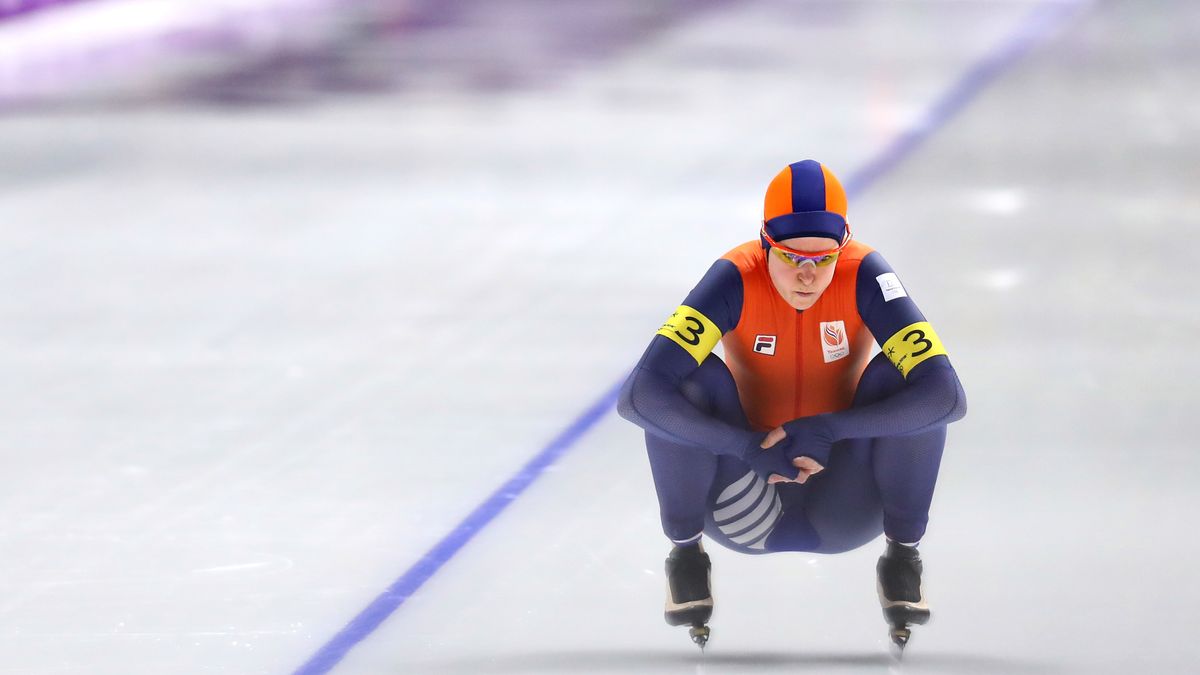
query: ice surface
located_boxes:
[1,1,1197,673]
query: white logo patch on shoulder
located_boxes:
[819,321,849,363]
[876,272,908,302]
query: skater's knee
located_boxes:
[679,356,746,422]
[853,352,907,407]
[677,377,712,412]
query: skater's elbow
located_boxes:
[617,368,647,427]
[944,369,967,424]
[915,362,966,426]
[618,366,679,433]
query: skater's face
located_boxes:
[766,236,839,310]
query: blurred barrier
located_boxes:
[0,0,741,110]
[0,0,350,107]
[0,0,93,23]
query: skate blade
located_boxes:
[689,624,710,649]
[889,624,910,655]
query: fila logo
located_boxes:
[753,334,777,356]
[819,321,849,363]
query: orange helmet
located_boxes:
[761,160,849,245]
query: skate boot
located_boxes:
[876,539,930,654]
[664,542,713,648]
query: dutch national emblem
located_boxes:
[820,321,849,363]
[753,334,777,356]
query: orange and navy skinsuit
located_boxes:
[617,160,966,551]
[619,237,964,463]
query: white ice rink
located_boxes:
[2,1,1199,673]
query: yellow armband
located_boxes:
[656,305,721,365]
[881,321,948,378]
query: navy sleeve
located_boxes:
[818,252,967,441]
[617,260,762,457]
[635,259,741,384]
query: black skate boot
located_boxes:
[876,540,930,653]
[664,543,713,648]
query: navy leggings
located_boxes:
[645,352,946,554]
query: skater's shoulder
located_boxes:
[824,240,875,287]
[838,239,876,267]
[719,240,767,269]
[841,243,905,283]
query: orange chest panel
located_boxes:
[720,241,874,431]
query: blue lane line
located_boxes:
[290,3,1089,673]
[291,381,624,675]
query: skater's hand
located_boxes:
[780,415,837,466]
[774,455,824,485]
[760,425,827,484]
[742,433,800,483]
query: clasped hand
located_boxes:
[744,415,836,485]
